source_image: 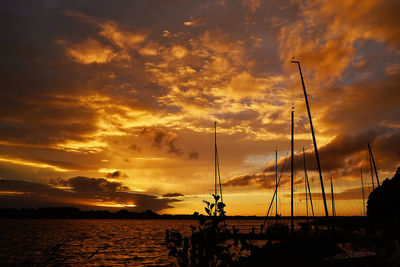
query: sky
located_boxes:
[0,0,399,216]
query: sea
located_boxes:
[0,219,270,266]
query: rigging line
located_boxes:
[303,148,315,217]
[203,126,214,198]
[275,148,278,220]
[348,179,363,213]
[340,178,360,214]
[216,146,223,204]
[368,142,380,186]
[263,153,289,226]
[361,168,366,216]
[306,172,315,217]
[368,149,375,190]
[336,177,355,215]
[305,166,309,221]
[214,122,217,201]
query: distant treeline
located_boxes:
[0,207,177,219]
[0,207,364,221]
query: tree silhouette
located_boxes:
[367,167,400,240]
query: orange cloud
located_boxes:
[62,38,116,64]
[1,1,400,216]
[98,21,146,49]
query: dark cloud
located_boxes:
[128,144,141,152]
[0,177,179,212]
[49,177,69,187]
[162,192,184,197]
[188,151,199,160]
[140,128,183,156]
[106,170,127,179]
[224,173,275,188]
[68,176,129,193]
[293,185,374,201]
[0,0,399,216]
[224,129,400,189]
[264,128,400,174]
[316,73,400,135]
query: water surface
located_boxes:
[0,219,196,266]
[0,219,300,266]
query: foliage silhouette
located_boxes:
[367,167,400,240]
[167,194,240,266]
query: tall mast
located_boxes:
[214,122,224,214]
[264,154,288,226]
[291,60,329,217]
[291,107,294,233]
[368,142,380,187]
[214,122,218,214]
[303,148,309,223]
[303,148,315,217]
[368,148,375,190]
[305,162,309,223]
[275,149,278,222]
[330,177,336,217]
[360,168,365,216]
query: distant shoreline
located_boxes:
[0,207,364,220]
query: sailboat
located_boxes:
[202,121,226,220]
[263,59,329,234]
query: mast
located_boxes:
[214,122,217,214]
[264,154,288,226]
[303,148,315,217]
[360,168,365,216]
[330,177,336,217]
[291,60,329,217]
[305,162,309,223]
[368,142,380,187]
[214,121,224,217]
[275,149,278,222]
[368,148,375,190]
[291,107,294,233]
[303,148,309,223]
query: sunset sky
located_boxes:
[1,0,399,216]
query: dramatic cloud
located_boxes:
[224,173,274,188]
[294,185,374,201]
[188,151,199,160]
[61,38,117,64]
[225,129,400,190]
[162,192,184,197]
[1,0,399,215]
[106,170,127,179]
[140,128,183,156]
[0,177,179,212]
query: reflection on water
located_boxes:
[0,219,303,266]
[0,219,196,266]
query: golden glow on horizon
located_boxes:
[0,157,70,172]
[96,203,137,208]
[0,191,25,195]
[0,0,399,216]
[55,139,107,153]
